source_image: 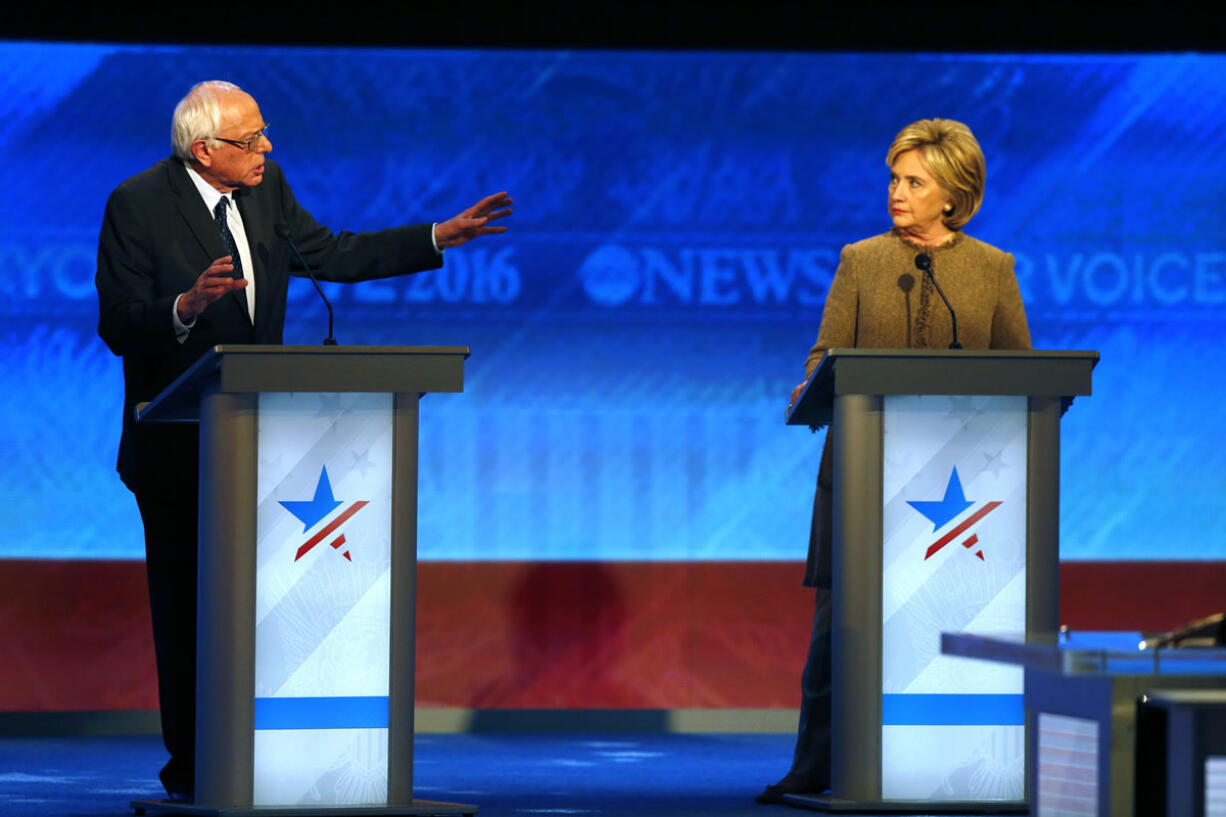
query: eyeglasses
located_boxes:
[210,124,270,153]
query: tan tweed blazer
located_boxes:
[800,229,1032,588]
[804,230,1031,379]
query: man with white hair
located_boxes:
[96,80,512,802]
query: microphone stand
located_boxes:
[915,253,961,349]
[275,221,337,346]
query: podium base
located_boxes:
[131,798,477,816]
[782,792,1025,813]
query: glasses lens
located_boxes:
[249,125,269,152]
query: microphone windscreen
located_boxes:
[897,273,915,293]
[914,253,932,272]
[274,221,291,239]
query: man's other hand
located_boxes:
[177,256,247,323]
[433,192,513,249]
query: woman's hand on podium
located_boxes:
[789,380,808,410]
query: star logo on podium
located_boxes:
[279,466,368,562]
[907,467,1001,562]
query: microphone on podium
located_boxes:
[915,253,961,349]
[275,221,338,346]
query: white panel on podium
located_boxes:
[253,392,394,807]
[881,394,1027,800]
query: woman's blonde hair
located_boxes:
[887,118,985,231]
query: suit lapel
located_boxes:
[167,159,226,266]
[166,159,252,326]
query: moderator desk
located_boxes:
[943,631,1226,817]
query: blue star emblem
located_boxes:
[907,467,974,531]
[279,466,343,531]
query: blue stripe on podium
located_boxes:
[881,694,1024,725]
[253,696,389,730]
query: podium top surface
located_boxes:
[787,348,1099,427]
[941,630,1226,678]
[137,345,471,423]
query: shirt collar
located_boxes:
[183,160,233,214]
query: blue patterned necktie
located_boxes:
[214,196,250,320]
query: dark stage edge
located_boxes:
[131,798,476,816]
[784,793,1027,813]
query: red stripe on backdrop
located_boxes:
[0,560,155,711]
[0,560,1222,712]
[1058,561,1226,630]
[414,561,813,708]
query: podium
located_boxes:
[784,349,1097,813]
[130,346,477,817]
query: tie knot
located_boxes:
[214,196,230,220]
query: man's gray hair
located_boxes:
[171,80,243,161]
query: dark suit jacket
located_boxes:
[96,156,443,489]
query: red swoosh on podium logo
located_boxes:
[924,501,1002,561]
[294,501,369,562]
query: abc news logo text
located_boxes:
[4,242,1225,314]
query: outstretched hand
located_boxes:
[434,192,513,249]
[176,256,247,323]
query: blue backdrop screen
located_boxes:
[2,44,1222,560]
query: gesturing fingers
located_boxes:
[202,255,237,279]
[465,191,513,218]
[481,205,513,223]
[207,255,247,279]
[178,257,246,322]
[198,258,245,292]
[434,193,514,249]
[451,218,508,242]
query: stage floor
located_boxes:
[0,732,1005,817]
